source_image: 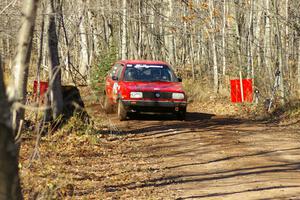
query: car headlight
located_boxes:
[172,93,185,100]
[130,92,143,98]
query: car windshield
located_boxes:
[123,64,177,82]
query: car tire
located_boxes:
[103,95,113,114]
[117,100,127,121]
[176,108,186,121]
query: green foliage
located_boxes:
[91,47,118,94]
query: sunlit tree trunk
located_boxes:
[222,0,227,76]
[165,0,174,65]
[275,0,285,103]
[263,0,273,86]
[247,0,254,78]
[7,0,39,135]
[209,0,219,93]
[284,0,290,83]
[121,0,127,60]
[87,0,99,59]
[253,0,263,79]
[234,1,242,72]
[138,0,143,58]
[79,0,90,79]
[59,1,71,82]
[0,55,22,200]
[298,39,300,88]
[190,33,195,81]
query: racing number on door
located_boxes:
[113,82,118,95]
[112,64,124,102]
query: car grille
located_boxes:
[143,91,172,99]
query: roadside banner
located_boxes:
[230,79,253,103]
[33,80,49,101]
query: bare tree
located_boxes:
[209,0,219,93]
[7,0,39,134]
[79,0,90,79]
[298,39,300,88]
[121,0,127,60]
[46,0,63,120]
[263,0,273,86]
[222,0,227,76]
[0,0,39,197]
[2,0,300,103]
[0,55,22,200]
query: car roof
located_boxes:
[119,60,169,66]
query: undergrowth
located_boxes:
[272,100,300,125]
[90,47,117,96]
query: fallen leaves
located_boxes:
[19,113,170,199]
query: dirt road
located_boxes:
[103,111,300,199]
[21,106,300,199]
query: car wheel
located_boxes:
[176,108,186,121]
[103,95,113,114]
[117,100,127,121]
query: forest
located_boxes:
[1,0,300,199]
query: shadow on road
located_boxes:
[103,150,300,197]
[128,112,216,121]
[97,111,259,136]
[92,107,300,198]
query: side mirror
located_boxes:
[112,76,118,81]
[178,77,182,82]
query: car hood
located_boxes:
[125,81,185,93]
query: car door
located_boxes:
[105,63,120,103]
[112,64,125,103]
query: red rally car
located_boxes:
[103,60,187,120]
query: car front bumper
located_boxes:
[122,100,187,113]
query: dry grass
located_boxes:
[276,100,300,126]
[183,79,261,117]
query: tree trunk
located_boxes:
[209,0,219,93]
[264,0,273,87]
[0,57,23,200]
[234,1,242,73]
[7,0,39,135]
[275,0,285,103]
[47,0,63,120]
[190,33,195,81]
[87,0,99,60]
[165,0,174,65]
[59,1,71,82]
[138,0,143,58]
[36,5,45,104]
[222,0,227,77]
[79,0,90,79]
[298,39,300,88]
[253,0,262,76]
[285,0,290,85]
[247,0,254,78]
[121,0,127,60]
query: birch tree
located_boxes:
[121,0,127,60]
[208,0,219,93]
[79,0,90,79]
[2,0,300,102]
[298,40,300,87]
[263,0,273,85]
[222,0,227,76]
